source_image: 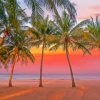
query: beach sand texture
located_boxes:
[0,80,100,100]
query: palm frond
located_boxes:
[70,19,90,34]
[24,0,44,17]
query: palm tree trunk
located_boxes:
[0,37,5,46]
[0,30,8,45]
[9,56,16,87]
[65,41,76,87]
[39,37,45,87]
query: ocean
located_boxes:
[0,74,100,80]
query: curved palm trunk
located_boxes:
[39,37,45,87]
[65,42,76,87]
[9,56,16,87]
[0,37,5,46]
[0,30,9,45]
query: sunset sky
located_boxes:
[1,0,100,74]
[72,0,100,21]
[18,0,100,21]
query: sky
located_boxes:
[18,0,100,21]
[71,0,100,21]
[1,0,100,74]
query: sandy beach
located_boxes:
[0,79,100,100]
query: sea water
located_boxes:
[0,74,100,80]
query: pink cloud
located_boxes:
[90,5,100,10]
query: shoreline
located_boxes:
[1,74,100,81]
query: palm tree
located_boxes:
[49,11,90,87]
[4,32,34,87]
[29,16,57,87]
[0,0,27,45]
[86,16,100,49]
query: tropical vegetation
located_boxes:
[0,0,100,88]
